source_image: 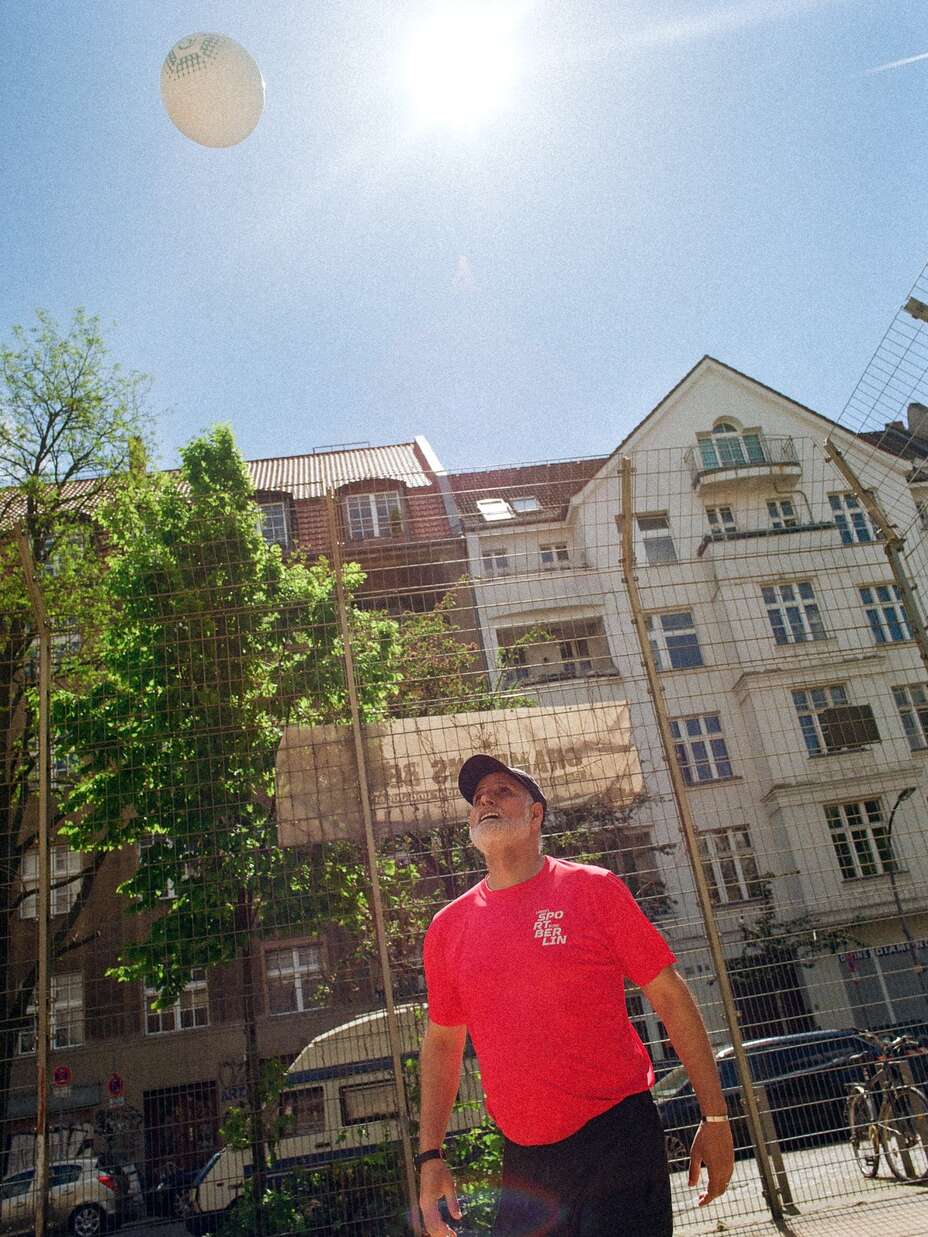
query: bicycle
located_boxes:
[846,1029,928,1182]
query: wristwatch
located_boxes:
[701,1115,730,1124]
[414,1148,446,1169]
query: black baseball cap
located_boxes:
[458,754,547,809]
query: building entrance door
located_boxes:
[143,1081,219,1180]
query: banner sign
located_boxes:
[276,702,643,845]
[839,939,928,964]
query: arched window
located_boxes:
[698,421,765,470]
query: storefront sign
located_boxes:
[277,702,643,845]
[839,938,928,965]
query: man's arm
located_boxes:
[642,965,735,1206]
[418,1018,467,1236]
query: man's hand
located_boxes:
[418,1158,462,1235]
[688,1120,734,1206]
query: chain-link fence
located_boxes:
[5,395,928,1234]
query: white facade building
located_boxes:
[454,358,928,1051]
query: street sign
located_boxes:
[52,1064,71,1088]
[107,1072,124,1099]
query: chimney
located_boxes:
[906,402,928,440]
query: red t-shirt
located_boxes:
[423,856,675,1145]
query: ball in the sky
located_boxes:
[161,33,265,148]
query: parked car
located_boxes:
[0,1158,123,1235]
[652,1028,889,1168]
[147,1164,201,1218]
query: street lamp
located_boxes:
[884,786,927,999]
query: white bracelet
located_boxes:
[701,1115,729,1124]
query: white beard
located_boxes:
[469,817,531,854]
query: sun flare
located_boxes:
[404,4,520,130]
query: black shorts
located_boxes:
[493,1090,673,1237]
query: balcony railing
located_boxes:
[685,436,800,488]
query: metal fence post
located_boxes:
[619,457,790,1221]
[323,493,422,1235]
[15,528,51,1237]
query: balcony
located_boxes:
[685,435,801,492]
[496,618,619,688]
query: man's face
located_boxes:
[467,771,541,853]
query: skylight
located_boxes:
[476,498,515,522]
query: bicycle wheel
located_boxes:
[879,1087,928,1182]
[848,1088,880,1177]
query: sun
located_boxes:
[404,3,520,131]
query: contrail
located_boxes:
[867,50,928,75]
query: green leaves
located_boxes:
[54,424,404,1005]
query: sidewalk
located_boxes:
[679,1192,928,1236]
[671,1142,928,1236]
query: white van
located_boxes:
[187,1003,485,1233]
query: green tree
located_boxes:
[55,426,401,1223]
[390,590,527,719]
[0,308,147,1149]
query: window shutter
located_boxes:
[819,705,879,751]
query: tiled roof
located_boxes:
[858,426,928,461]
[248,443,434,497]
[448,458,607,521]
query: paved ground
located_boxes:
[124,1143,928,1235]
[670,1141,928,1236]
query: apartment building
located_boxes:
[5,437,474,1180]
[450,357,928,1055]
[10,366,928,1182]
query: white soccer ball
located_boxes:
[161,33,265,148]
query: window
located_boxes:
[893,684,928,751]
[0,1172,33,1199]
[53,624,82,667]
[475,497,514,522]
[670,714,732,783]
[260,501,289,548]
[20,974,83,1054]
[145,970,208,1034]
[792,685,879,755]
[767,499,798,530]
[481,546,510,576]
[762,582,826,644]
[340,1080,398,1125]
[706,506,736,535]
[829,493,878,544]
[698,423,765,470]
[557,637,593,678]
[646,611,703,670]
[138,836,177,900]
[496,620,614,684]
[41,530,88,578]
[860,585,912,644]
[501,643,528,682]
[26,734,77,788]
[511,496,541,513]
[825,800,893,880]
[698,828,765,905]
[20,846,82,919]
[280,1086,325,1135]
[637,515,677,564]
[344,491,405,540]
[539,543,570,569]
[915,497,928,533]
[266,944,322,1015]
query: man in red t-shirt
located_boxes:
[417,755,733,1236]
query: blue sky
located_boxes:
[1,1,925,471]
